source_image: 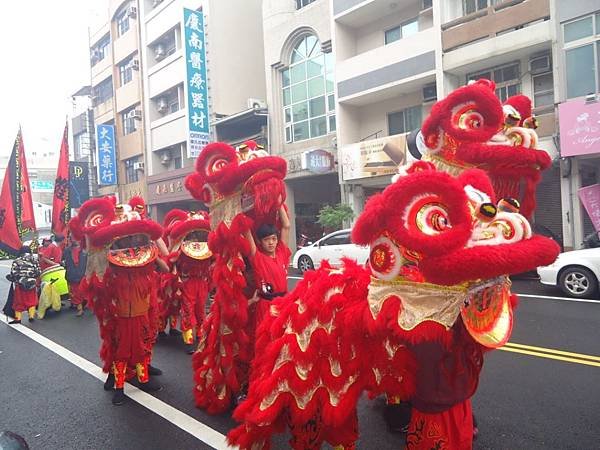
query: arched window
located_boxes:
[282,35,335,143]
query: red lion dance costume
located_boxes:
[186,140,287,413]
[69,196,164,405]
[161,209,213,353]
[227,81,561,450]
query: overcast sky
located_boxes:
[0,1,105,165]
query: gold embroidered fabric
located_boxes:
[85,247,108,280]
[367,277,468,330]
[210,191,242,228]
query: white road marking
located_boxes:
[517,293,600,304]
[0,313,231,450]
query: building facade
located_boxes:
[89,0,148,203]
[139,0,266,222]
[332,0,565,246]
[554,0,600,250]
[263,0,341,250]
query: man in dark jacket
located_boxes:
[5,246,40,323]
[63,238,88,316]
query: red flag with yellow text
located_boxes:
[51,122,70,237]
[0,133,24,255]
[17,129,36,231]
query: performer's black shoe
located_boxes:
[8,319,21,324]
[112,388,126,406]
[148,365,163,376]
[104,373,115,391]
[185,343,196,355]
[158,331,168,339]
[139,378,163,393]
[169,328,182,337]
[28,317,35,323]
[383,402,412,434]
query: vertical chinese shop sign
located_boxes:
[183,8,211,159]
[96,124,117,185]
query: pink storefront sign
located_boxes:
[578,184,600,233]
[558,99,600,157]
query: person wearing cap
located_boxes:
[5,245,40,324]
[63,236,88,316]
[38,237,62,271]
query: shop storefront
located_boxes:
[558,97,600,250]
[146,168,205,223]
[284,149,340,250]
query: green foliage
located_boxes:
[317,203,354,230]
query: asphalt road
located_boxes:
[1,263,599,450]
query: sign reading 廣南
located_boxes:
[96,124,117,185]
[183,8,211,159]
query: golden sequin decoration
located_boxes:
[181,241,212,260]
[107,244,158,268]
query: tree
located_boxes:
[317,203,354,231]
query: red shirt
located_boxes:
[39,244,62,271]
[250,242,291,294]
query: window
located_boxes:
[532,72,554,108]
[121,107,138,135]
[388,106,422,135]
[322,232,350,246]
[462,0,499,15]
[91,34,110,66]
[385,19,419,45]
[116,6,130,37]
[124,157,140,184]
[119,57,133,86]
[162,30,178,56]
[468,62,521,102]
[563,13,600,99]
[92,77,113,106]
[282,36,335,143]
[296,0,316,9]
[422,0,432,9]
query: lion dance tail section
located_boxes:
[228,261,416,450]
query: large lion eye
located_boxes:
[85,212,104,228]
[369,236,402,281]
[453,104,484,131]
[207,157,228,177]
[406,196,451,236]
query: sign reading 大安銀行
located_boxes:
[183,8,211,159]
[96,124,117,185]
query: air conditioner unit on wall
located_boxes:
[157,97,168,113]
[133,161,144,171]
[154,44,166,61]
[160,150,172,165]
[422,83,437,103]
[128,109,142,120]
[247,98,267,110]
[529,54,551,75]
[129,59,140,71]
[127,6,137,18]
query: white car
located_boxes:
[537,248,600,298]
[292,229,369,273]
